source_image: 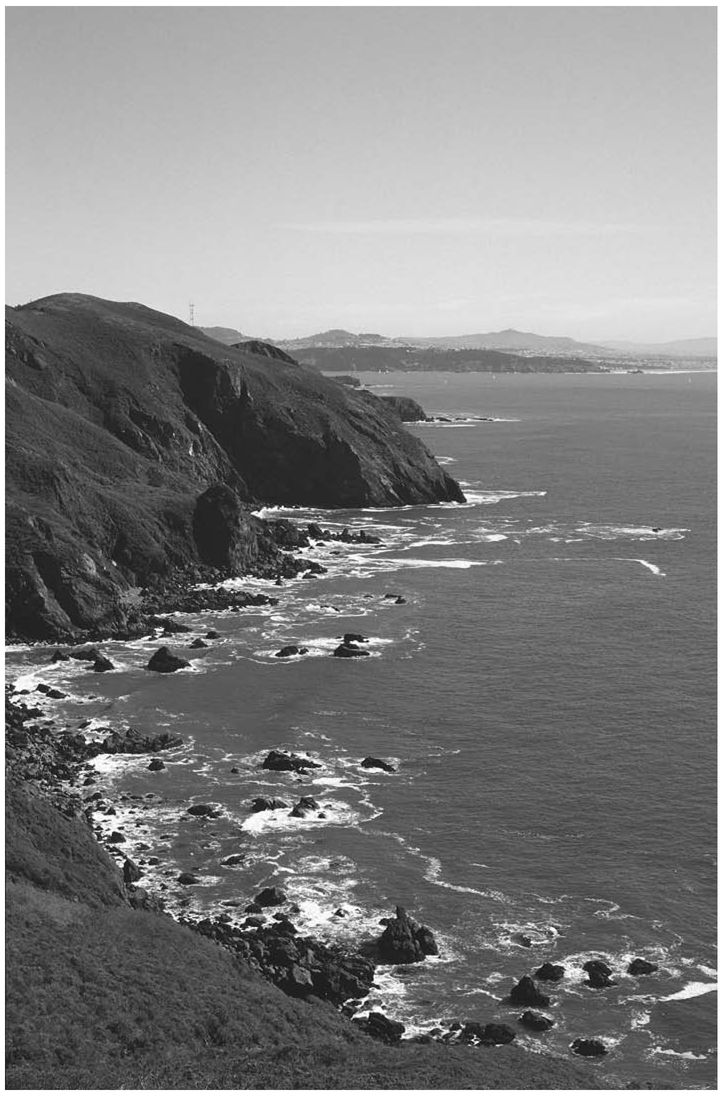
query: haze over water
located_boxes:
[7,370,716,1088]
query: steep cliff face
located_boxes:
[6,294,464,639]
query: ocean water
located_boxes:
[7,371,716,1088]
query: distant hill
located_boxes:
[599,337,717,358]
[398,328,612,357]
[296,345,602,374]
[201,326,248,345]
[276,330,400,351]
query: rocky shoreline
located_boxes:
[6,542,658,1086]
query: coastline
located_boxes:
[7,532,657,1090]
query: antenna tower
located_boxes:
[189,301,195,327]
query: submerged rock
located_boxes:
[628,958,658,976]
[178,872,200,885]
[343,632,367,644]
[189,638,209,649]
[571,1038,608,1057]
[361,756,396,772]
[535,962,565,982]
[69,646,104,662]
[254,887,287,908]
[274,645,309,658]
[147,646,191,673]
[147,758,165,772]
[333,643,370,658]
[187,803,221,818]
[520,1011,555,1032]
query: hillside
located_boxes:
[5,697,604,1090]
[294,345,602,374]
[6,294,463,641]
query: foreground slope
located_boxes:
[5,706,602,1091]
[6,294,462,639]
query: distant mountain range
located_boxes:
[599,336,717,358]
[202,325,716,361]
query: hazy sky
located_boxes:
[6,6,716,341]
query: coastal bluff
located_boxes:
[5,293,463,641]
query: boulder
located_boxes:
[178,872,200,885]
[250,797,289,812]
[92,656,114,672]
[50,649,70,662]
[122,858,143,884]
[274,645,309,658]
[100,726,183,754]
[261,750,321,773]
[535,962,565,982]
[290,796,319,818]
[205,630,221,639]
[152,617,192,634]
[284,963,315,996]
[333,643,370,658]
[520,1011,554,1032]
[394,596,406,605]
[220,854,245,867]
[108,831,126,844]
[343,633,368,644]
[376,906,438,964]
[627,958,658,976]
[147,647,191,673]
[583,960,616,988]
[187,803,221,818]
[46,688,67,699]
[189,638,209,649]
[571,1038,608,1057]
[147,758,166,772]
[481,1023,516,1046]
[508,976,550,1007]
[254,886,287,908]
[361,756,396,773]
[363,1012,405,1044]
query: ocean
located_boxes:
[7,370,717,1088]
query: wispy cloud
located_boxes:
[279,217,651,237]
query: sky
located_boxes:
[5,6,717,342]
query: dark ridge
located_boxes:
[6,293,463,640]
[231,339,299,365]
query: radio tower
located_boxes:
[189,301,195,327]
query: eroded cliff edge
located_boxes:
[6,293,463,640]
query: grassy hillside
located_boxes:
[5,702,602,1090]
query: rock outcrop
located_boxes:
[6,294,464,640]
[374,906,438,964]
[261,750,321,773]
[508,976,550,1007]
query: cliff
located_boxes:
[5,294,463,641]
